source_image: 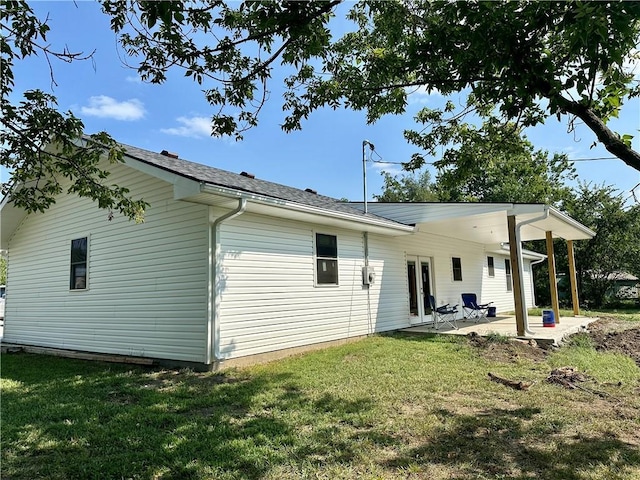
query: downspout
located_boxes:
[529,255,546,309]
[363,231,372,333]
[207,198,247,365]
[364,231,370,268]
[515,206,549,335]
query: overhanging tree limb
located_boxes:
[558,98,640,172]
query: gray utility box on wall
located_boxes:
[362,266,376,285]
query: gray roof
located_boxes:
[120,142,404,224]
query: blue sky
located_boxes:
[4,1,640,204]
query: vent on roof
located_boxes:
[160,150,179,159]
[240,171,255,179]
[305,188,318,194]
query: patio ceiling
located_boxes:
[357,203,595,244]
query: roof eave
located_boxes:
[200,183,415,234]
[548,206,596,239]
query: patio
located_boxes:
[402,314,598,346]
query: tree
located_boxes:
[432,120,576,204]
[1,2,147,221]
[0,257,6,285]
[553,183,640,308]
[306,1,640,172]
[2,1,640,218]
[374,169,438,202]
[104,1,640,168]
[376,120,576,205]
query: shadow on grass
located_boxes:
[385,406,640,479]
[1,353,383,480]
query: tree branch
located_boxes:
[557,97,640,172]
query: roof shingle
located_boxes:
[120,142,403,224]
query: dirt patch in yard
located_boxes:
[466,317,640,367]
[466,333,548,363]
[587,316,640,367]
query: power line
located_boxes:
[366,153,620,166]
[365,146,639,203]
[567,156,619,162]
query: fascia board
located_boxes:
[122,155,183,185]
[200,184,415,234]
[548,207,596,239]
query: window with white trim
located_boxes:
[487,256,495,277]
[70,237,88,290]
[505,258,513,292]
[452,257,463,282]
[315,233,338,285]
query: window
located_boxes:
[70,237,88,290]
[505,259,513,292]
[315,233,338,285]
[451,257,463,282]
[487,256,495,277]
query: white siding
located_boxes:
[392,232,487,311]
[6,167,541,364]
[480,254,537,313]
[366,235,411,330]
[216,215,539,360]
[390,236,538,318]
[481,254,517,313]
[216,212,391,359]
[4,163,210,362]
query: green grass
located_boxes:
[484,331,512,344]
[2,313,639,480]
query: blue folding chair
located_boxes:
[461,293,492,322]
[429,295,459,330]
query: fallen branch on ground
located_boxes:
[488,372,534,390]
[546,366,586,389]
[546,366,615,399]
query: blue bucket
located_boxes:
[487,306,497,317]
[542,309,555,328]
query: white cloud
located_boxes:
[371,161,403,176]
[80,96,145,121]
[405,85,442,105]
[161,116,212,138]
[624,48,640,79]
[125,75,142,84]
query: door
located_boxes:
[407,256,434,325]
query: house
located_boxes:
[599,272,639,300]
[0,139,594,369]
[605,272,639,299]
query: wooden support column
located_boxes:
[508,215,525,336]
[567,240,580,316]
[546,231,560,325]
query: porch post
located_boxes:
[508,215,525,336]
[546,231,561,324]
[567,240,580,316]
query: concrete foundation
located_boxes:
[402,315,598,346]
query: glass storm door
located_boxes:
[407,256,434,325]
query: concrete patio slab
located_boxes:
[401,315,598,346]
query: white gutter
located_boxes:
[530,256,546,267]
[200,184,415,234]
[207,198,247,365]
[515,206,550,336]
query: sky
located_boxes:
[3,1,640,205]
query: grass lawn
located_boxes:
[2,310,639,480]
